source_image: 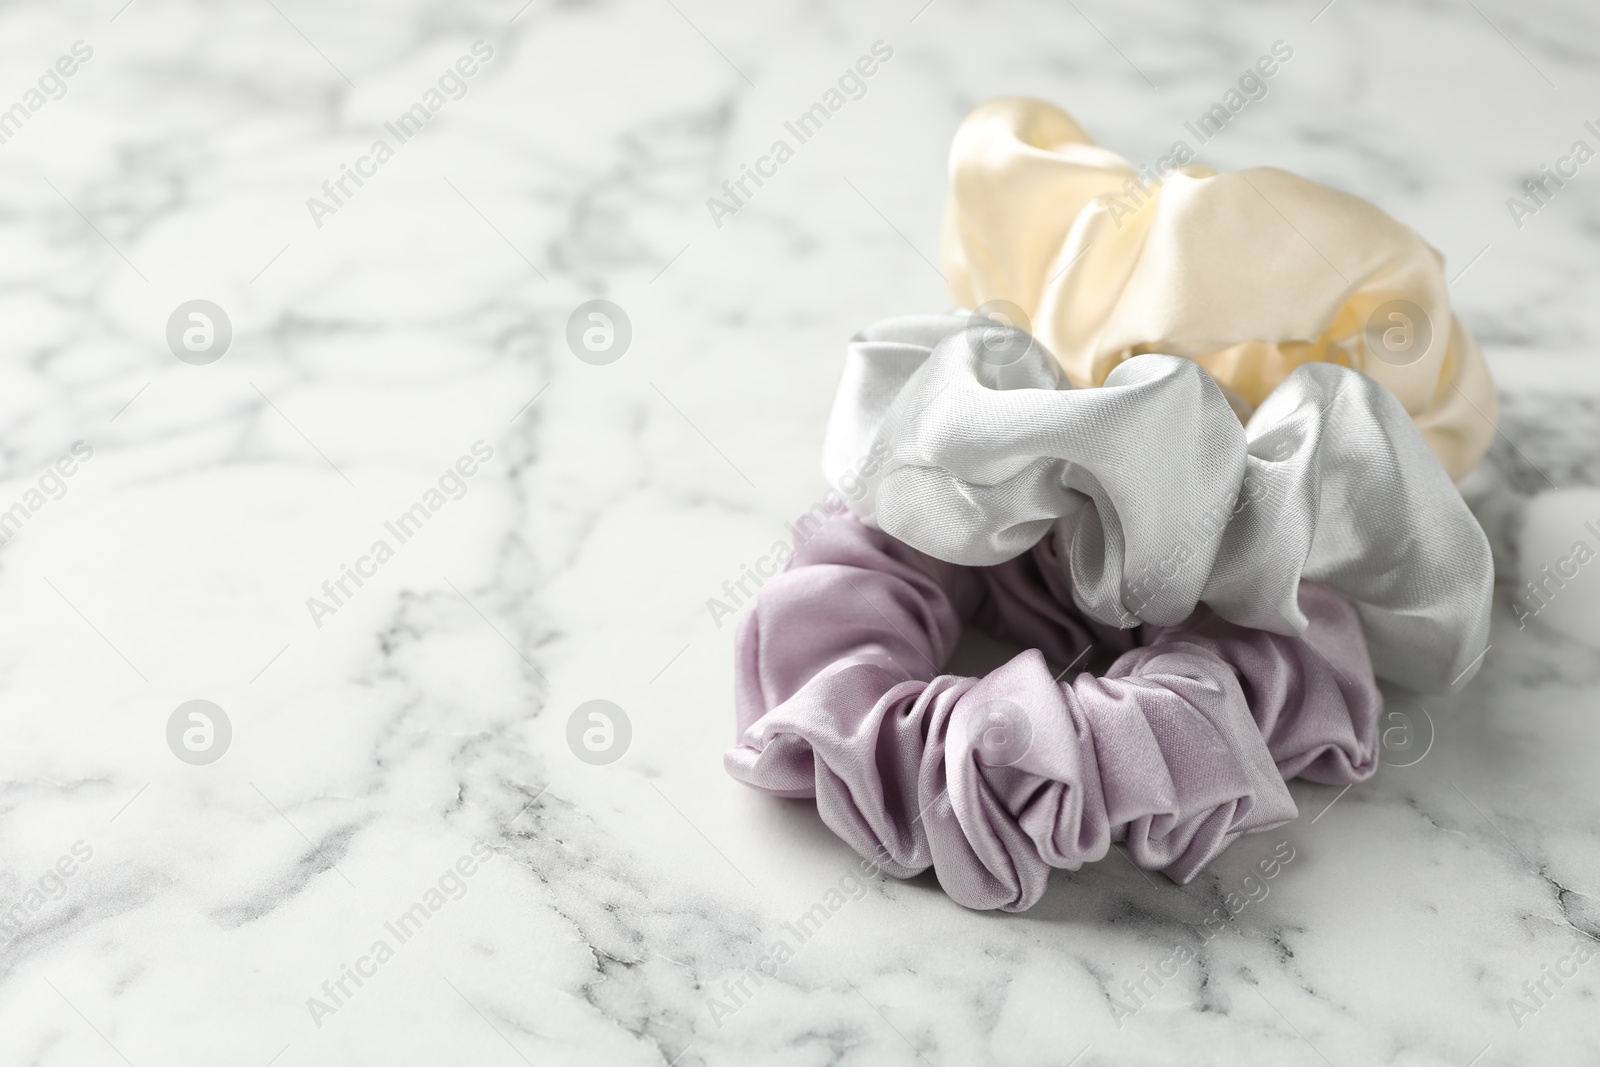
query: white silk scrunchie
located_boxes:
[941,97,1497,481]
[823,315,1493,694]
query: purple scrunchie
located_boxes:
[727,513,1380,912]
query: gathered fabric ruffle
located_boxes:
[940,97,1497,480]
[727,513,1379,912]
[822,315,1492,694]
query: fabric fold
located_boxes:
[727,513,1380,912]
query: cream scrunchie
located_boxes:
[941,97,1497,481]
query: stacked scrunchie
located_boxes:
[822,316,1493,694]
[941,97,1496,480]
[726,98,1496,912]
[729,514,1379,912]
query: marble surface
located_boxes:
[1,0,1598,1064]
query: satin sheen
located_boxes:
[822,315,1493,694]
[728,514,1380,912]
[941,97,1497,480]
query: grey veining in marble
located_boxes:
[0,0,1598,1064]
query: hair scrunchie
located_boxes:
[822,315,1492,694]
[940,97,1497,480]
[727,513,1379,912]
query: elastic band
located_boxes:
[941,97,1496,480]
[823,315,1492,693]
[727,514,1379,912]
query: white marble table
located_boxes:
[1,0,1597,1063]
